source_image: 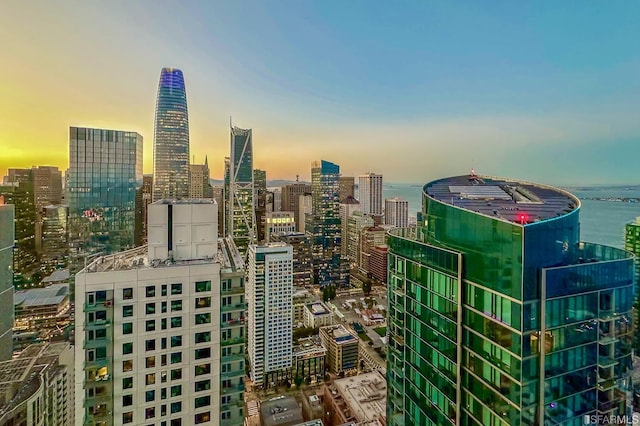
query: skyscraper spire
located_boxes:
[152,67,190,201]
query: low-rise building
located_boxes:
[319,325,359,375]
[0,343,74,425]
[293,337,326,383]
[303,301,333,329]
[324,371,386,426]
[14,284,71,331]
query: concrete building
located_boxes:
[265,211,296,242]
[338,177,355,202]
[368,246,388,283]
[135,175,153,246]
[292,288,315,328]
[292,337,326,383]
[359,226,386,274]
[247,243,293,388]
[346,212,374,267]
[387,174,635,425]
[303,302,334,329]
[357,173,383,218]
[281,183,311,233]
[40,205,68,271]
[270,232,313,288]
[384,197,408,228]
[189,157,213,199]
[298,194,312,234]
[261,395,304,426]
[319,325,359,375]
[339,196,360,257]
[75,200,245,426]
[212,186,225,237]
[0,202,14,360]
[254,169,268,243]
[0,343,74,425]
[324,371,386,426]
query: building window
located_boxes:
[170,385,182,397]
[221,411,231,420]
[171,368,182,380]
[145,373,156,386]
[123,377,133,389]
[171,419,182,426]
[161,337,167,349]
[161,284,167,296]
[171,283,182,295]
[194,332,211,344]
[195,280,211,292]
[123,288,133,300]
[194,379,211,392]
[123,394,133,406]
[123,360,133,372]
[194,364,210,376]
[170,300,182,312]
[171,336,182,348]
[145,407,155,419]
[195,395,210,409]
[161,318,167,330]
[171,317,182,328]
[146,286,155,297]
[123,412,133,424]
[195,297,211,309]
[146,320,156,332]
[123,342,133,355]
[146,339,156,351]
[194,412,210,424]
[146,303,156,315]
[146,390,155,402]
[195,313,211,325]
[146,356,156,368]
[171,401,182,414]
[161,370,168,383]
[171,352,182,364]
[194,348,211,360]
[123,323,133,335]
[123,305,133,317]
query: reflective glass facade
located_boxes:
[153,67,190,201]
[68,127,143,278]
[306,160,348,287]
[0,204,14,361]
[227,127,255,255]
[388,175,634,426]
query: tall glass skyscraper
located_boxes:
[227,126,255,255]
[306,160,349,287]
[152,67,190,201]
[68,127,143,277]
[387,174,634,425]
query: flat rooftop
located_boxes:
[321,325,358,343]
[14,284,69,308]
[307,302,330,316]
[82,237,243,274]
[425,174,579,225]
[332,371,387,424]
[260,395,304,426]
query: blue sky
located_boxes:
[1,1,639,184]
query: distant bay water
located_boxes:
[383,183,640,249]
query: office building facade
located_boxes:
[385,197,409,228]
[281,183,311,233]
[264,211,296,242]
[387,174,634,425]
[153,67,190,201]
[0,203,14,360]
[338,176,355,202]
[75,200,245,426]
[358,173,383,217]
[339,196,360,257]
[247,243,293,388]
[227,126,255,255]
[189,157,213,199]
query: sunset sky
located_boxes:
[1,1,639,184]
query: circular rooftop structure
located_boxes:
[424,174,580,225]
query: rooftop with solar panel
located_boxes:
[424,171,580,225]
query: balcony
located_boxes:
[222,353,245,363]
[222,287,245,295]
[221,369,244,380]
[222,303,246,313]
[221,383,245,395]
[221,317,245,328]
[85,319,111,328]
[221,336,246,346]
[84,300,113,310]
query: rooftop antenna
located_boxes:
[296,174,299,182]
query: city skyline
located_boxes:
[2,2,640,185]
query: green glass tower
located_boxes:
[624,217,640,354]
[387,174,634,426]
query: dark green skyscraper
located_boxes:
[388,174,634,425]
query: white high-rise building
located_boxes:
[75,200,246,426]
[264,211,296,241]
[247,243,293,388]
[298,194,312,234]
[358,173,383,216]
[339,196,360,257]
[385,197,409,228]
